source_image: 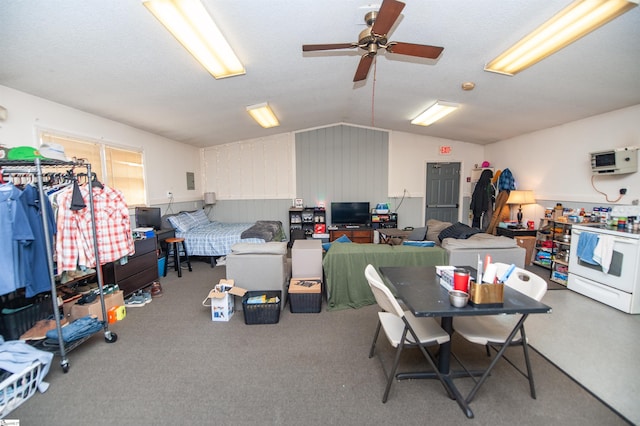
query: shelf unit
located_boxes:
[370,212,398,229]
[0,158,117,372]
[289,207,325,245]
[533,218,571,286]
[550,221,572,286]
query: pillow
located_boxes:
[402,240,436,247]
[187,209,210,227]
[441,233,518,250]
[426,219,452,243]
[407,227,427,241]
[438,222,482,242]
[167,212,197,232]
[322,234,352,251]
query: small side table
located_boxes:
[377,228,412,245]
[495,227,537,238]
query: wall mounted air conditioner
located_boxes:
[590,147,638,175]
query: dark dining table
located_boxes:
[379,266,551,419]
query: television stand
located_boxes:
[329,227,373,243]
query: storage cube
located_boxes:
[289,278,322,313]
[292,239,322,278]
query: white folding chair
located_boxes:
[365,264,451,403]
[453,263,548,401]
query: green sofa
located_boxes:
[322,243,447,311]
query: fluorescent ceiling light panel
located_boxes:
[411,101,459,127]
[485,0,638,76]
[246,103,280,128]
[144,0,245,79]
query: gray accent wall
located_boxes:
[295,124,389,224]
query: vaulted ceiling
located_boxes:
[1,1,639,148]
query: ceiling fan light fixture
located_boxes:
[485,0,638,76]
[144,0,245,79]
[411,101,459,127]
[246,103,280,128]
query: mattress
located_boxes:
[176,222,264,257]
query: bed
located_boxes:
[161,210,286,264]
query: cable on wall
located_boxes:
[591,175,624,203]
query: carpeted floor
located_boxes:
[10,260,629,425]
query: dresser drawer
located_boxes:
[117,267,160,297]
[132,237,156,258]
[113,251,157,280]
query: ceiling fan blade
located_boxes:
[371,0,405,36]
[386,42,444,59]
[302,43,355,52]
[353,55,374,82]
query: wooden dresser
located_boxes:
[329,228,373,243]
[103,237,158,297]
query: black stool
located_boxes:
[164,237,192,277]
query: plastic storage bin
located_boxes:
[242,291,281,325]
[289,292,322,313]
[288,278,322,313]
[0,362,44,419]
[0,296,54,341]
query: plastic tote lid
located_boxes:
[39,143,69,162]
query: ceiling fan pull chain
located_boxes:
[371,57,377,127]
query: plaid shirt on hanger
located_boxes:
[56,184,134,272]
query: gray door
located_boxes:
[425,162,460,224]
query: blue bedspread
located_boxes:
[176,222,264,256]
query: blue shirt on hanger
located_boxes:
[0,183,35,296]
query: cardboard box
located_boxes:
[203,279,247,322]
[288,278,322,294]
[69,290,125,322]
[515,236,536,266]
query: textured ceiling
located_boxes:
[1,0,639,148]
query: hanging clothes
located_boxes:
[0,183,35,296]
[19,184,57,297]
[470,169,494,229]
[497,168,516,191]
[56,183,134,272]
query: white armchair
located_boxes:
[225,242,291,311]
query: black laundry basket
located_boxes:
[242,291,281,324]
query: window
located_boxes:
[38,130,146,206]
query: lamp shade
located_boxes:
[507,190,535,205]
[204,192,217,205]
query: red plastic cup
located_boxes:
[453,269,470,292]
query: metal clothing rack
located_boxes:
[0,158,117,372]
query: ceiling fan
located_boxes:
[302,0,444,82]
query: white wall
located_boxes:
[485,104,640,222]
[0,85,201,207]
[389,131,486,198]
[202,133,295,200]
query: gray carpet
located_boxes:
[11,260,628,425]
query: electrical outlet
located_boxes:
[166,191,173,198]
[620,188,627,195]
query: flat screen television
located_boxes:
[135,207,162,230]
[331,202,370,226]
